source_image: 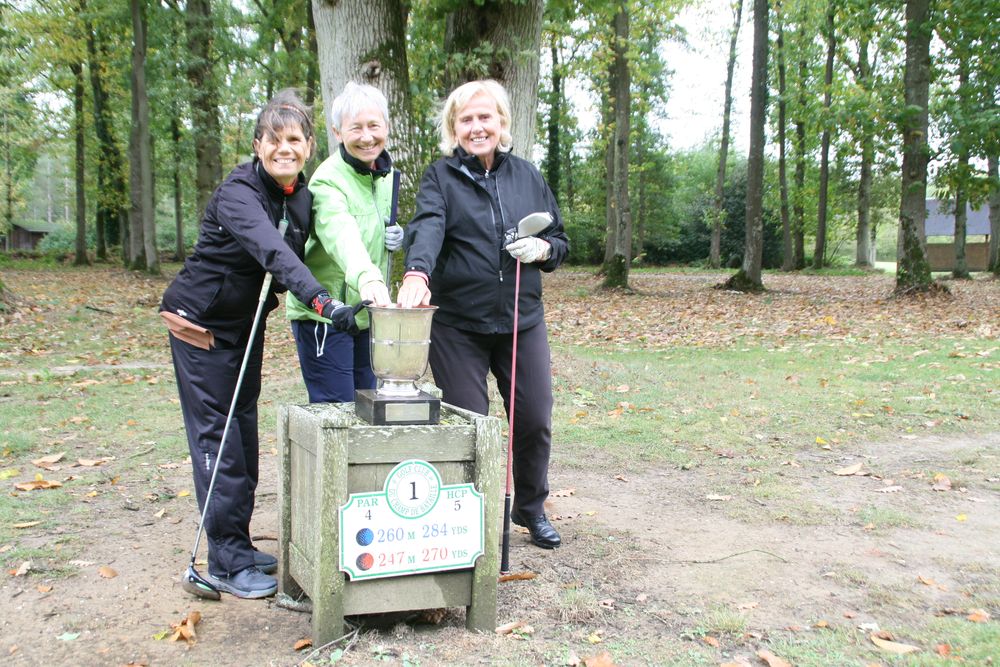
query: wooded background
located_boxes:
[1,0,998,295]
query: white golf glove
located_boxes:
[505,237,551,263]
[384,224,404,252]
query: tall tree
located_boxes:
[70,60,89,266]
[710,0,744,269]
[723,0,768,291]
[82,0,129,259]
[443,0,546,156]
[895,0,933,294]
[183,0,223,219]
[312,0,418,184]
[812,1,835,269]
[775,1,793,271]
[602,2,631,288]
[989,155,999,275]
[129,0,156,273]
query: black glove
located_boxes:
[310,292,371,335]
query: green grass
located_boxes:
[552,337,1000,471]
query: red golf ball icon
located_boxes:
[356,553,374,571]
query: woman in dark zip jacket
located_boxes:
[160,89,362,599]
[398,79,569,549]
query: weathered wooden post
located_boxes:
[277,401,502,644]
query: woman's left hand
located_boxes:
[506,237,551,263]
[360,280,392,306]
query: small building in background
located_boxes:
[1,221,59,251]
[924,199,992,271]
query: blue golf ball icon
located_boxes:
[356,527,374,546]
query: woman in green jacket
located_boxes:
[286,82,401,402]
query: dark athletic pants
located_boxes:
[428,320,553,518]
[169,324,265,577]
[291,319,375,403]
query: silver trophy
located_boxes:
[355,305,441,425]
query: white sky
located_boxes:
[659,1,753,152]
[567,0,753,154]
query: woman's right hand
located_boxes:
[360,280,392,307]
[396,273,431,308]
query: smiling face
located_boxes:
[252,123,310,187]
[454,93,504,170]
[334,106,388,168]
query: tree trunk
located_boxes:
[724,0,768,292]
[313,0,417,207]
[951,59,971,279]
[602,75,616,268]
[185,0,223,220]
[71,61,89,267]
[602,5,631,289]
[2,110,11,251]
[711,0,743,269]
[443,0,545,158]
[172,116,184,261]
[855,33,875,268]
[83,1,127,259]
[813,3,835,269]
[989,155,999,275]
[545,38,561,202]
[130,0,157,274]
[776,3,792,271]
[896,0,933,294]
[793,60,808,269]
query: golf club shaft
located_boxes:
[500,258,521,573]
[187,219,289,568]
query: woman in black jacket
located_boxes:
[161,90,360,598]
[398,79,569,549]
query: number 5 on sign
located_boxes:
[339,459,485,580]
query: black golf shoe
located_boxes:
[207,566,277,599]
[512,512,561,549]
[253,549,278,575]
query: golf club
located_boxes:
[500,212,552,575]
[180,219,289,600]
[384,171,402,290]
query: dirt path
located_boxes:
[3,431,996,666]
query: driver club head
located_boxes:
[181,566,222,600]
[516,212,552,238]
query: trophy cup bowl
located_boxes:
[355,305,441,424]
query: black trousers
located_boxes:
[169,324,265,576]
[428,320,553,518]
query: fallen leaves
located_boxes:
[869,631,920,654]
[966,608,991,623]
[757,648,792,667]
[833,462,866,476]
[930,473,952,491]
[168,611,202,644]
[13,475,62,491]
[31,452,65,470]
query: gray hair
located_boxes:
[329,82,390,133]
[254,88,315,149]
[438,79,513,156]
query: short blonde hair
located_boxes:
[438,79,513,156]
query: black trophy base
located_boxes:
[355,389,441,425]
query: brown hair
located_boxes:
[253,88,315,155]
